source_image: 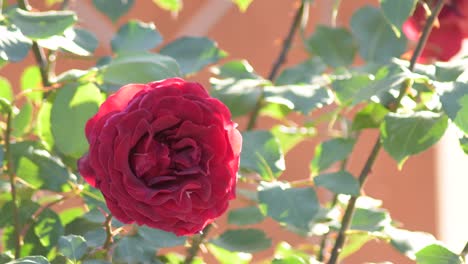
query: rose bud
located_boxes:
[78,78,242,236]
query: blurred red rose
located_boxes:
[78,78,242,236]
[403,0,468,62]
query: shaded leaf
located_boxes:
[0,25,31,62]
[137,226,186,248]
[160,36,227,75]
[34,209,64,248]
[332,73,372,106]
[258,182,319,232]
[350,208,391,232]
[9,8,77,39]
[380,0,417,36]
[351,6,407,62]
[58,235,87,261]
[210,229,271,253]
[438,82,468,134]
[271,125,316,154]
[112,235,157,264]
[311,138,355,175]
[5,256,49,264]
[0,77,13,102]
[101,52,181,88]
[228,206,265,226]
[240,131,285,180]
[92,0,134,22]
[314,171,360,196]
[38,28,98,57]
[264,84,334,115]
[276,58,326,85]
[111,20,162,54]
[381,111,448,167]
[385,226,437,260]
[307,26,356,67]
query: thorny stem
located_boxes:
[246,2,305,130]
[18,0,51,87]
[327,1,446,263]
[4,110,21,259]
[184,224,212,264]
[102,214,114,251]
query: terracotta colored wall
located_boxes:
[0,0,443,263]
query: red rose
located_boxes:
[78,78,242,236]
[403,0,467,62]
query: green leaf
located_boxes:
[64,218,102,237]
[152,0,182,13]
[0,252,13,263]
[311,138,355,175]
[51,82,103,158]
[34,209,64,249]
[112,235,157,264]
[111,20,163,54]
[306,26,356,67]
[264,85,334,115]
[12,101,33,138]
[21,66,43,103]
[5,256,50,264]
[0,25,32,62]
[271,125,316,154]
[10,141,76,192]
[208,244,252,264]
[0,77,13,102]
[438,82,468,134]
[210,60,265,117]
[275,58,326,85]
[228,206,265,226]
[160,36,227,75]
[385,226,437,260]
[314,171,360,196]
[38,28,98,57]
[352,72,408,105]
[339,233,373,260]
[92,0,134,22]
[380,0,417,36]
[351,6,407,62]
[350,208,391,232]
[231,0,253,12]
[352,103,389,130]
[83,228,106,247]
[58,235,87,261]
[381,111,448,167]
[415,244,463,264]
[9,8,77,40]
[210,229,271,253]
[273,242,311,263]
[332,73,372,106]
[240,131,285,180]
[137,226,186,248]
[258,182,320,232]
[36,100,54,150]
[101,52,181,88]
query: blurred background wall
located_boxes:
[2,0,467,263]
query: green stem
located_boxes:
[246,2,305,131]
[4,111,21,259]
[326,1,445,263]
[18,0,50,87]
[184,224,212,264]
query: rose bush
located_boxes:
[404,0,468,61]
[78,78,242,236]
